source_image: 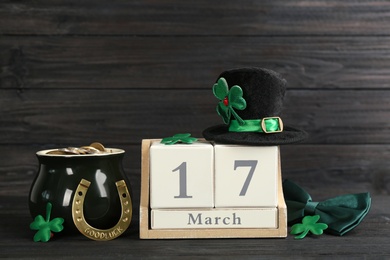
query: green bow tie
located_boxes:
[283,179,371,236]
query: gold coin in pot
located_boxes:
[90,142,105,152]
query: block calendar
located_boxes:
[140,139,287,239]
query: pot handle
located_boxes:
[72,179,132,241]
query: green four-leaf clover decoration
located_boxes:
[161,133,198,145]
[213,77,247,125]
[290,215,328,240]
[30,202,64,242]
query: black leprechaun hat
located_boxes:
[202,67,307,145]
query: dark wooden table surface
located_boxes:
[1,1,389,258]
[1,177,389,259]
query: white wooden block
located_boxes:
[150,140,214,208]
[214,145,279,208]
[151,208,277,229]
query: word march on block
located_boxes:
[139,139,287,239]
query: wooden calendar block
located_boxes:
[214,145,279,208]
[140,139,287,239]
[149,140,214,208]
[151,208,277,229]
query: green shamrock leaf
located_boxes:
[30,202,64,242]
[290,215,328,240]
[213,77,247,125]
[161,133,198,145]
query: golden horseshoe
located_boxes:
[72,179,132,241]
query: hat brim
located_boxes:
[202,124,307,146]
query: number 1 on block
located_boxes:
[150,141,214,209]
[172,162,192,199]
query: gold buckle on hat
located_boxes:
[261,117,284,133]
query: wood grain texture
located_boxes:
[0,89,388,144]
[2,36,390,90]
[0,194,389,258]
[1,0,390,36]
[0,0,389,257]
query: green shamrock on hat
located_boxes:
[213,77,247,125]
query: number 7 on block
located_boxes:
[214,145,279,208]
[234,160,258,196]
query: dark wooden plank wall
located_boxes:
[1,1,389,258]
